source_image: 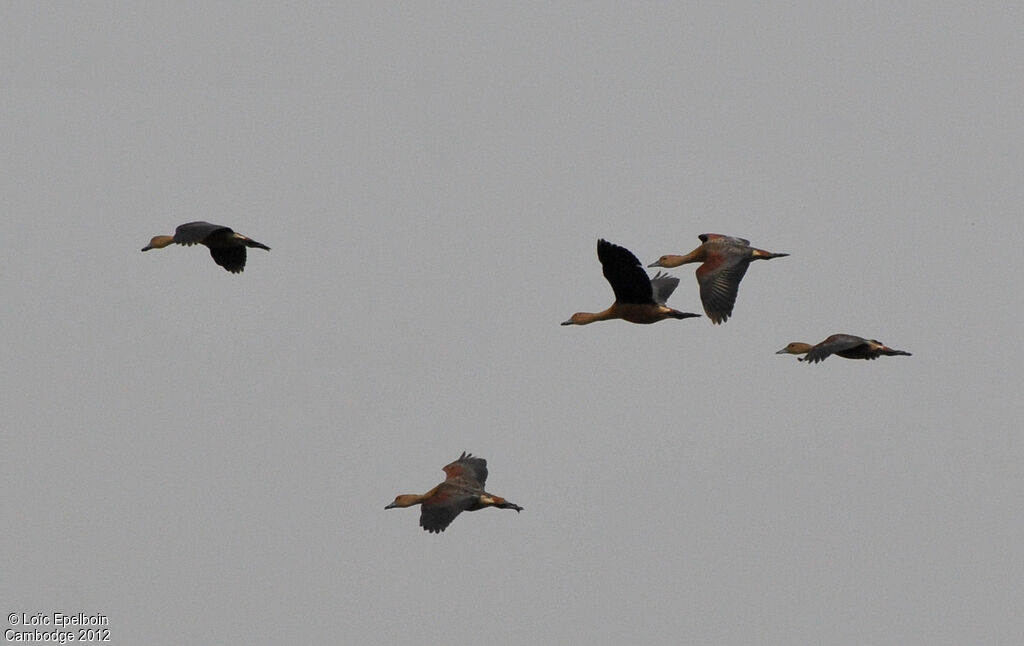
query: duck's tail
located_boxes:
[667,309,701,320]
[752,249,789,260]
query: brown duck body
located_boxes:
[648,233,788,324]
[776,334,912,364]
[562,239,700,326]
[142,221,270,273]
[385,452,523,534]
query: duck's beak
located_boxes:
[647,260,661,268]
[775,347,789,354]
[141,245,152,252]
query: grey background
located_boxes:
[3,3,1022,644]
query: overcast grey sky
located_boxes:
[3,3,1022,644]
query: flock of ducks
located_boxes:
[562,235,912,365]
[142,222,912,533]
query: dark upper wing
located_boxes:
[804,334,869,363]
[443,452,488,488]
[209,247,247,273]
[419,484,476,533]
[174,221,232,246]
[695,248,750,324]
[596,239,654,305]
[699,233,750,246]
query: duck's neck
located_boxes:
[658,247,704,268]
[393,493,428,508]
[573,307,618,325]
[148,235,176,249]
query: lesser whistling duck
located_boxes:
[561,239,701,326]
[648,234,788,324]
[141,221,270,273]
[776,334,912,363]
[385,452,523,534]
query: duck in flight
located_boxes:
[776,334,912,363]
[562,239,700,326]
[142,221,270,273]
[385,452,523,534]
[648,234,787,324]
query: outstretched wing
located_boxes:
[695,249,750,324]
[419,484,477,533]
[209,247,247,273]
[699,233,750,246]
[443,452,488,488]
[597,239,654,305]
[174,221,232,246]
[804,334,869,363]
[649,271,680,305]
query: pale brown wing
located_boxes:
[695,248,751,324]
